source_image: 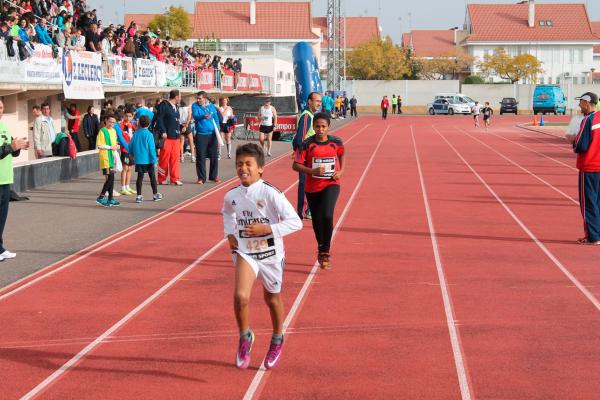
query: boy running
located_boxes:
[128,116,163,203]
[482,102,493,132]
[472,101,481,127]
[96,114,120,207]
[223,143,302,370]
[293,113,345,269]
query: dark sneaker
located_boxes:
[318,252,332,269]
[153,193,164,202]
[236,331,255,369]
[106,198,121,207]
[135,195,143,203]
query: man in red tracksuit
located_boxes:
[568,92,600,244]
[381,96,389,120]
[154,90,183,186]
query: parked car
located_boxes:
[533,85,567,115]
[427,98,472,115]
[435,93,476,110]
[499,98,518,114]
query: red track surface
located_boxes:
[2,115,600,399]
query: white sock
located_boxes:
[226,142,231,155]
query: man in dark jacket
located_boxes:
[154,90,182,185]
[82,106,100,150]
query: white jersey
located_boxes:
[222,179,302,263]
[179,106,190,125]
[259,106,274,126]
[472,105,481,115]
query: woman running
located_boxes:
[219,97,235,159]
[293,112,345,269]
[258,99,277,157]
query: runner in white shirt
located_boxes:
[472,101,481,128]
[258,99,277,157]
[178,100,195,162]
[219,97,235,159]
[222,143,301,371]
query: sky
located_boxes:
[89,0,600,43]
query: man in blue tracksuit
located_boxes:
[293,92,322,219]
[192,91,221,184]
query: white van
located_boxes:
[434,93,476,110]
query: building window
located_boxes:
[568,49,574,63]
[276,84,281,94]
[556,76,561,84]
[578,49,584,63]
[277,71,284,79]
[286,73,292,81]
[553,47,561,63]
[230,43,247,52]
[259,43,274,52]
[573,77,578,84]
[538,77,544,84]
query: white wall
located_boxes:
[346,80,460,106]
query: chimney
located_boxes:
[250,0,256,25]
[528,0,535,28]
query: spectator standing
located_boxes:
[83,105,100,150]
[73,28,85,50]
[350,95,358,117]
[0,99,29,261]
[154,90,183,186]
[85,22,100,52]
[292,92,322,220]
[342,93,349,118]
[391,95,398,114]
[178,100,195,163]
[33,102,56,158]
[64,103,82,152]
[128,115,162,203]
[101,30,113,58]
[35,17,52,45]
[398,95,403,114]
[192,91,220,184]
[381,96,389,120]
[96,113,120,207]
[117,110,136,194]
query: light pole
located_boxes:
[592,68,596,85]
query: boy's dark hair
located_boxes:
[313,112,331,126]
[236,143,265,167]
[139,115,150,128]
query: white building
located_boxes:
[461,1,600,84]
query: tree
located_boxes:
[463,75,485,84]
[479,48,544,83]
[347,37,411,80]
[417,48,474,80]
[148,6,192,40]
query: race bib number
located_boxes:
[312,157,336,179]
[238,230,276,261]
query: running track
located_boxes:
[2,115,600,399]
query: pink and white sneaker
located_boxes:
[236,331,255,369]
[263,336,284,370]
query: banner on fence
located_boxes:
[198,67,215,90]
[245,115,297,133]
[102,55,119,85]
[154,61,166,87]
[134,58,156,87]
[120,57,134,85]
[249,74,262,91]
[165,64,183,87]
[62,49,104,99]
[236,73,249,91]
[23,44,62,84]
[222,69,234,91]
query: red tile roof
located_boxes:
[193,2,318,40]
[401,30,456,57]
[312,17,380,49]
[124,13,195,32]
[592,22,600,53]
[467,3,598,42]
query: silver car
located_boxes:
[427,98,472,115]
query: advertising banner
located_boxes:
[133,58,156,87]
[198,67,215,90]
[165,64,183,87]
[23,44,62,84]
[236,73,249,91]
[221,69,234,91]
[120,57,134,85]
[248,74,262,91]
[62,49,104,99]
[101,55,119,85]
[155,61,166,87]
[245,115,297,133]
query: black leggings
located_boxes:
[136,171,158,196]
[101,172,115,200]
[306,185,340,253]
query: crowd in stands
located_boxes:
[0,0,243,79]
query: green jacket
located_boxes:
[0,121,20,185]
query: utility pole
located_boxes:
[326,0,343,92]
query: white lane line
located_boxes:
[451,126,579,206]
[19,123,373,400]
[490,131,577,171]
[433,126,600,311]
[410,126,473,400]
[242,125,391,400]
[516,130,572,153]
[1,122,371,300]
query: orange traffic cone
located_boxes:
[532,114,538,126]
